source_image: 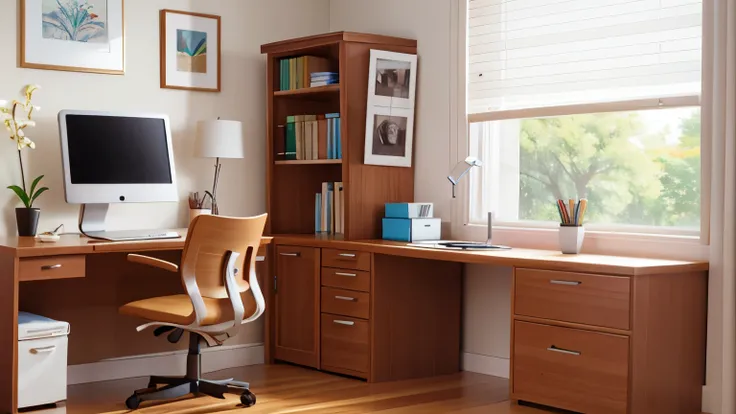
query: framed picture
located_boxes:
[367,50,417,109]
[364,50,418,167]
[364,106,415,168]
[160,9,221,92]
[20,0,125,75]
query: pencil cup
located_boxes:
[559,225,585,254]
[189,209,212,225]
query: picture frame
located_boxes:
[160,9,221,92]
[20,0,125,75]
[363,105,415,168]
[367,50,418,109]
[364,50,418,167]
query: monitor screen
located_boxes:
[65,115,173,184]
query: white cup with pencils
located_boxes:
[189,192,212,225]
[557,199,587,254]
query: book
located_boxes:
[315,193,321,233]
[285,116,296,160]
[304,118,313,160]
[325,113,339,159]
[310,81,338,87]
[318,118,327,159]
[335,182,343,234]
[295,57,303,89]
[294,115,304,160]
[328,187,334,233]
[289,58,295,90]
[336,117,342,159]
[280,60,285,91]
[311,120,319,159]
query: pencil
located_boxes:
[568,199,575,224]
[579,199,588,225]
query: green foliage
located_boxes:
[519,110,701,228]
[7,175,48,208]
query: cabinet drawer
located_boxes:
[512,321,629,414]
[321,313,369,376]
[514,268,630,330]
[322,248,370,271]
[321,287,369,319]
[19,255,86,282]
[321,268,370,292]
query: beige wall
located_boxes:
[0,0,329,236]
[1,0,329,364]
[329,0,512,370]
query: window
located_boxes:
[465,0,703,235]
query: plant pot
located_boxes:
[15,208,40,237]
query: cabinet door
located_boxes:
[274,245,320,368]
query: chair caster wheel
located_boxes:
[125,394,141,410]
[240,390,256,407]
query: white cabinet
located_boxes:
[18,312,69,409]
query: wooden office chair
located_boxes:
[118,214,267,410]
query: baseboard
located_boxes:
[461,352,510,379]
[68,343,265,385]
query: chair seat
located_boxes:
[120,292,256,327]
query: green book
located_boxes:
[290,58,296,90]
[285,115,296,160]
[280,60,285,91]
[296,57,303,89]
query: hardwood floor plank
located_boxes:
[36,364,559,414]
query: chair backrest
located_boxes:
[180,214,267,299]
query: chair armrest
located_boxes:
[127,254,179,272]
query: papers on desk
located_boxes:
[408,241,512,251]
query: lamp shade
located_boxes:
[194,120,245,159]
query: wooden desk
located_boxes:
[270,235,708,414]
[0,231,272,414]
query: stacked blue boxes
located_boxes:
[382,203,441,242]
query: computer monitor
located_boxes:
[58,110,180,241]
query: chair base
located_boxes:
[124,332,256,410]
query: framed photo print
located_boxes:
[160,9,221,92]
[364,49,418,167]
[367,50,417,109]
[20,0,125,74]
[364,106,415,168]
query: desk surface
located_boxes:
[0,229,273,258]
[274,234,708,276]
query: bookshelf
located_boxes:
[261,32,418,240]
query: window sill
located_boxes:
[453,223,709,261]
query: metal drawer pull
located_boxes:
[30,345,57,354]
[256,256,265,262]
[279,252,300,257]
[41,264,62,271]
[547,346,581,356]
[333,320,355,326]
[335,272,357,277]
[338,253,356,258]
[335,296,357,302]
[550,280,581,286]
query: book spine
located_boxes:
[321,182,328,232]
[285,116,296,160]
[328,186,334,234]
[304,120,312,160]
[311,121,318,159]
[318,118,327,160]
[315,193,321,233]
[290,58,295,90]
[336,117,342,159]
[327,118,332,159]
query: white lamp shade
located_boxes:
[194,120,245,159]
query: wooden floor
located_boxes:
[36,364,559,414]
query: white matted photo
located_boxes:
[367,50,418,109]
[160,10,221,92]
[20,0,125,74]
[364,106,415,168]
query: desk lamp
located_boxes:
[194,119,245,215]
[443,156,510,249]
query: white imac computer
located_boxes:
[58,110,181,241]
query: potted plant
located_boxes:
[1,85,47,236]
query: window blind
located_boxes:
[467,0,703,115]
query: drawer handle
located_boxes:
[41,264,62,271]
[279,252,300,257]
[256,256,266,262]
[30,345,57,354]
[547,345,581,356]
[333,320,355,326]
[338,253,356,258]
[335,295,357,302]
[550,280,581,286]
[335,272,357,277]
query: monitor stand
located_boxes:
[78,204,181,242]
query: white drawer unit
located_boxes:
[17,312,70,409]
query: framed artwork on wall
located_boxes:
[364,50,418,167]
[160,9,221,92]
[20,0,125,75]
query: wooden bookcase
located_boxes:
[261,32,418,240]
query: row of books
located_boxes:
[310,72,339,87]
[315,182,344,234]
[279,56,332,91]
[284,114,342,160]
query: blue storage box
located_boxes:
[382,217,441,242]
[385,203,434,219]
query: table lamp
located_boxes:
[194,119,245,215]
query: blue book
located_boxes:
[312,72,338,76]
[325,113,340,119]
[315,193,321,233]
[336,117,342,159]
[327,118,333,159]
[330,118,337,159]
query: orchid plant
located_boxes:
[1,85,48,209]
